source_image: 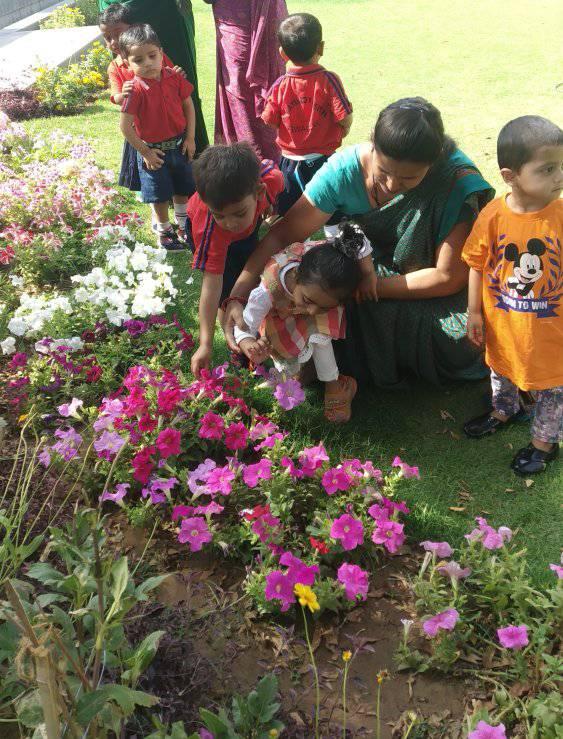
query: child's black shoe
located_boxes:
[510,443,559,475]
[463,409,527,438]
[158,229,185,252]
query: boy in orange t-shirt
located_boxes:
[462,115,563,475]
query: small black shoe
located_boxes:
[510,443,559,476]
[463,409,525,439]
[158,229,185,252]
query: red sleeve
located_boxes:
[325,72,352,121]
[190,197,229,275]
[260,160,284,206]
[261,82,281,127]
[108,61,122,104]
[178,73,194,100]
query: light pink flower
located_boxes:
[178,517,212,552]
[422,608,459,637]
[198,411,225,440]
[242,458,272,487]
[206,465,235,496]
[421,541,453,558]
[497,625,528,650]
[392,455,420,479]
[330,514,364,551]
[465,518,512,550]
[437,561,471,580]
[94,430,126,460]
[371,520,405,553]
[58,397,83,418]
[468,720,507,739]
[100,483,129,504]
[274,378,305,410]
[337,563,369,601]
[549,563,563,578]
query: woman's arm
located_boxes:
[377,220,472,300]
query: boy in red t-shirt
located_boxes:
[262,13,353,227]
[189,143,284,377]
[119,24,196,251]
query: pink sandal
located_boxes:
[324,375,357,423]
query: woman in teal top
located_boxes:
[224,97,495,388]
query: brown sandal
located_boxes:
[324,375,357,423]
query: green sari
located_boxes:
[339,150,495,387]
[98,0,209,153]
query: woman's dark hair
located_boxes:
[497,115,563,171]
[118,24,161,58]
[296,221,364,299]
[371,97,455,164]
[278,13,322,64]
[98,3,131,27]
[193,142,261,210]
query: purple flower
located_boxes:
[422,608,459,637]
[94,430,126,460]
[199,729,214,739]
[52,427,83,461]
[273,378,305,410]
[38,448,51,467]
[437,561,471,580]
[330,514,364,551]
[100,483,129,504]
[57,397,83,418]
[465,518,512,550]
[242,459,272,488]
[392,455,420,479]
[549,563,563,578]
[468,721,507,739]
[371,520,405,553]
[123,319,146,337]
[264,570,295,612]
[279,552,319,586]
[321,467,353,495]
[497,625,528,650]
[421,541,453,558]
[178,517,212,552]
[337,563,369,601]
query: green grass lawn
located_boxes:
[24,0,563,582]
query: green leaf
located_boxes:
[26,562,64,587]
[199,707,237,737]
[135,574,167,600]
[106,557,129,620]
[247,674,279,723]
[122,630,165,686]
[76,684,159,725]
[15,689,43,729]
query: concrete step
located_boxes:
[4,1,70,31]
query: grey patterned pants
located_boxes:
[491,370,563,443]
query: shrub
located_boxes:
[40,4,85,29]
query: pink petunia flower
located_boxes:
[549,563,563,578]
[132,446,155,484]
[58,397,83,418]
[468,720,507,739]
[242,458,272,487]
[371,519,405,553]
[138,414,157,433]
[178,517,212,552]
[497,625,528,650]
[279,552,319,586]
[264,570,295,612]
[330,514,364,551]
[38,449,51,467]
[321,467,353,495]
[273,378,305,410]
[421,541,453,558]
[156,386,181,414]
[224,422,249,451]
[94,430,126,460]
[156,428,181,458]
[206,465,235,496]
[465,518,512,550]
[100,483,129,504]
[392,455,420,479]
[298,443,329,476]
[198,411,225,440]
[280,456,304,479]
[337,563,369,601]
[422,608,459,637]
[436,561,472,580]
[367,503,390,522]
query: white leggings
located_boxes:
[274,342,339,382]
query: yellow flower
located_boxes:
[376,669,390,685]
[269,731,279,738]
[342,650,352,663]
[294,583,320,613]
[18,413,28,424]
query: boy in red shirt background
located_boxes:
[119,24,196,251]
[262,12,353,230]
[189,143,283,377]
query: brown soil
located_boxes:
[118,521,475,738]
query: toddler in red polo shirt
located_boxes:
[262,13,353,228]
[189,143,284,377]
[119,24,196,252]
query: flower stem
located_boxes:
[375,682,382,739]
[342,662,349,738]
[302,606,320,739]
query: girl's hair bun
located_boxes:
[333,219,368,259]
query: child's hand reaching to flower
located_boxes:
[122,79,134,97]
[239,337,271,365]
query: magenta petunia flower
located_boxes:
[371,519,405,553]
[273,378,305,410]
[421,541,453,558]
[330,514,364,551]
[321,467,353,495]
[549,563,563,578]
[132,445,155,484]
[94,430,126,460]
[280,456,304,479]
[264,570,295,612]
[437,561,471,580]
[242,458,272,487]
[198,411,225,440]
[100,483,129,504]
[468,720,507,739]
[9,352,28,368]
[497,624,528,650]
[156,386,181,414]
[249,419,278,441]
[422,608,459,637]
[156,428,181,458]
[206,465,235,496]
[178,517,212,552]
[279,552,319,586]
[367,503,390,522]
[337,563,369,601]
[298,443,329,476]
[224,421,249,450]
[392,455,420,479]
